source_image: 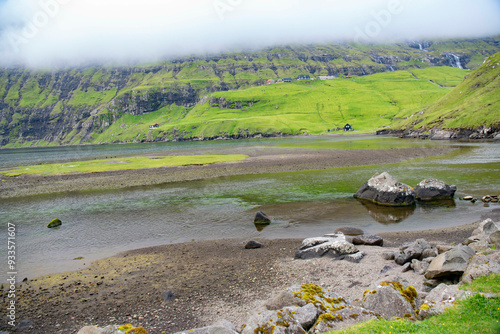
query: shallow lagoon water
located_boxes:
[0,136,498,280]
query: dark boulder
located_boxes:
[254,211,271,226]
[415,178,456,201]
[354,172,415,207]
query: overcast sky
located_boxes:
[1,0,500,67]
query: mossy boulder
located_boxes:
[47,218,62,228]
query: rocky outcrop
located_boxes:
[415,179,457,201]
[294,234,360,260]
[354,172,415,207]
[378,126,500,140]
[425,245,475,279]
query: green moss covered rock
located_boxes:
[47,218,62,228]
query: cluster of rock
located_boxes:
[169,218,500,334]
[463,195,499,204]
[354,172,456,206]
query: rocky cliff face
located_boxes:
[1,37,499,146]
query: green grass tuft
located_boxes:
[333,273,500,333]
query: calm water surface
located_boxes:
[0,136,498,280]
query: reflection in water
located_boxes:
[419,199,457,213]
[357,199,416,224]
[254,224,267,232]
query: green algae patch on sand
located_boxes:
[0,154,248,176]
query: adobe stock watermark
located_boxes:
[6,0,73,54]
[213,0,244,21]
[354,0,404,43]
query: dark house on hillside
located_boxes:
[344,123,353,131]
[282,78,292,83]
[297,74,311,80]
[149,124,159,129]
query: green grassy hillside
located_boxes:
[91,67,468,142]
[1,37,499,147]
[391,52,500,132]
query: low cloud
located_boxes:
[1,0,500,68]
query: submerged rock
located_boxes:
[354,172,415,207]
[415,178,456,201]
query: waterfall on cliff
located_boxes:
[446,53,463,69]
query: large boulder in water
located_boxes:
[354,172,415,207]
[415,178,457,201]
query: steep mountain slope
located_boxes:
[0,37,499,146]
[88,67,468,143]
[389,51,500,137]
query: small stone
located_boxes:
[342,251,365,263]
[382,251,395,260]
[352,235,383,246]
[380,263,399,274]
[162,290,176,303]
[482,196,492,203]
[401,262,412,272]
[47,218,62,228]
[463,196,473,201]
[421,248,438,259]
[245,241,262,249]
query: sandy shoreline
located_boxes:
[2,217,495,334]
[0,145,451,199]
[1,140,482,333]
